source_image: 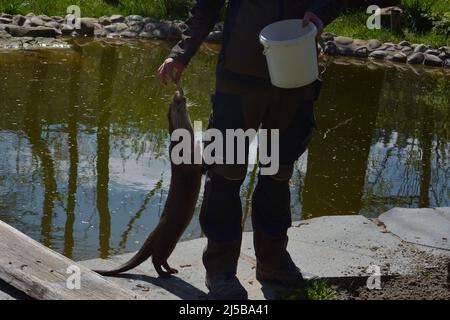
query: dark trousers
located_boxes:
[200,79,318,245]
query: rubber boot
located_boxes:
[251,175,306,289]
[203,239,248,300]
[200,171,248,300]
[253,227,306,289]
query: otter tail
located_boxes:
[94,240,153,276]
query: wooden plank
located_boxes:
[0,220,142,300]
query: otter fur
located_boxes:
[94,89,202,278]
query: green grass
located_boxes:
[0,0,448,46]
[285,280,338,300]
[0,0,193,19]
[326,0,450,47]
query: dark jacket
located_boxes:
[169,0,340,85]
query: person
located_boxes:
[158,0,340,300]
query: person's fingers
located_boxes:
[302,13,310,27]
[159,64,169,85]
[174,66,183,84]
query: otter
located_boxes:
[94,89,202,278]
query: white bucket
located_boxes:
[260,19,318,89]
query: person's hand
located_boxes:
[303,11,324,40]
[158,57,185,86]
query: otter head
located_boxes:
[168,88,191,133]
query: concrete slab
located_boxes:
[379,207,450,251]
[80,214,440,300]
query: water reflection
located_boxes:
[0,40,448,260]
[302,63,384,217]
[22,62,57,248]
[64,46,82,258]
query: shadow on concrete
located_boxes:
[116,273,208,300]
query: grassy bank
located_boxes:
[326,0,450,47]
[0,0,193,20]
[0,0,448,46]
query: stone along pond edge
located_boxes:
[0,12,449,69]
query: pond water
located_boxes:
[0,39,448,261]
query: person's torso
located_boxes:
[218,0,314,83]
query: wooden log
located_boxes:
[0,220,142,300]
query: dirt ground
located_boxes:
[333,256,450,300]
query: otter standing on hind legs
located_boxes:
[94,89,202,278]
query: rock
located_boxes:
[167,22,182,40]
[392,52,407,63]
[399,40,410,47]
[61,24,75,36]
[0,29,11,38]
[207,30,222,43]
[25,13,35,19]
[120,30,138,38]
[99,16,111,26]
[438,46,450,54]
[110,15,125,23]
[353,39,368,47]
[414,44,427,53]
[0,17,12,24]
[12,15,26,26]
[5,25,58,38]
[128,21,144,33]
[407,52,425,64]
[94,29,107,37]
[139,31,154,39]
[104,24,118,33]
[369,50,389,59]
[335,36,353,46]
[126,15,143,22]
[80,17,98,25]
[115,22,129,33]
[424,49,440,56]
[44,21,60,29]
[323,41,338,55]
[150,28,168,40]
[144,22,158,33]
[77,20,95,36]
[439,52,449,60]
[37,15,52,22]
[368,39,382,50]
[401,46,413,54]
[444,59,450,68]
[424,54,443,67]
[338,46,354,56]
[213,21,224,32]
[354,46,369,57]
[321,32,335,42]
[30,16,45,26]
[106,32,120,38]
[1,13,13,19]
[143,17,158,24]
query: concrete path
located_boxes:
[3,207,449,300]
[79,208,450,300]
[379,207,450,255]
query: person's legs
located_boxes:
[252,88,317,289]
[200,85,266,299]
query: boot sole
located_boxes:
[205,282,248,300]
[256,270,307,289]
